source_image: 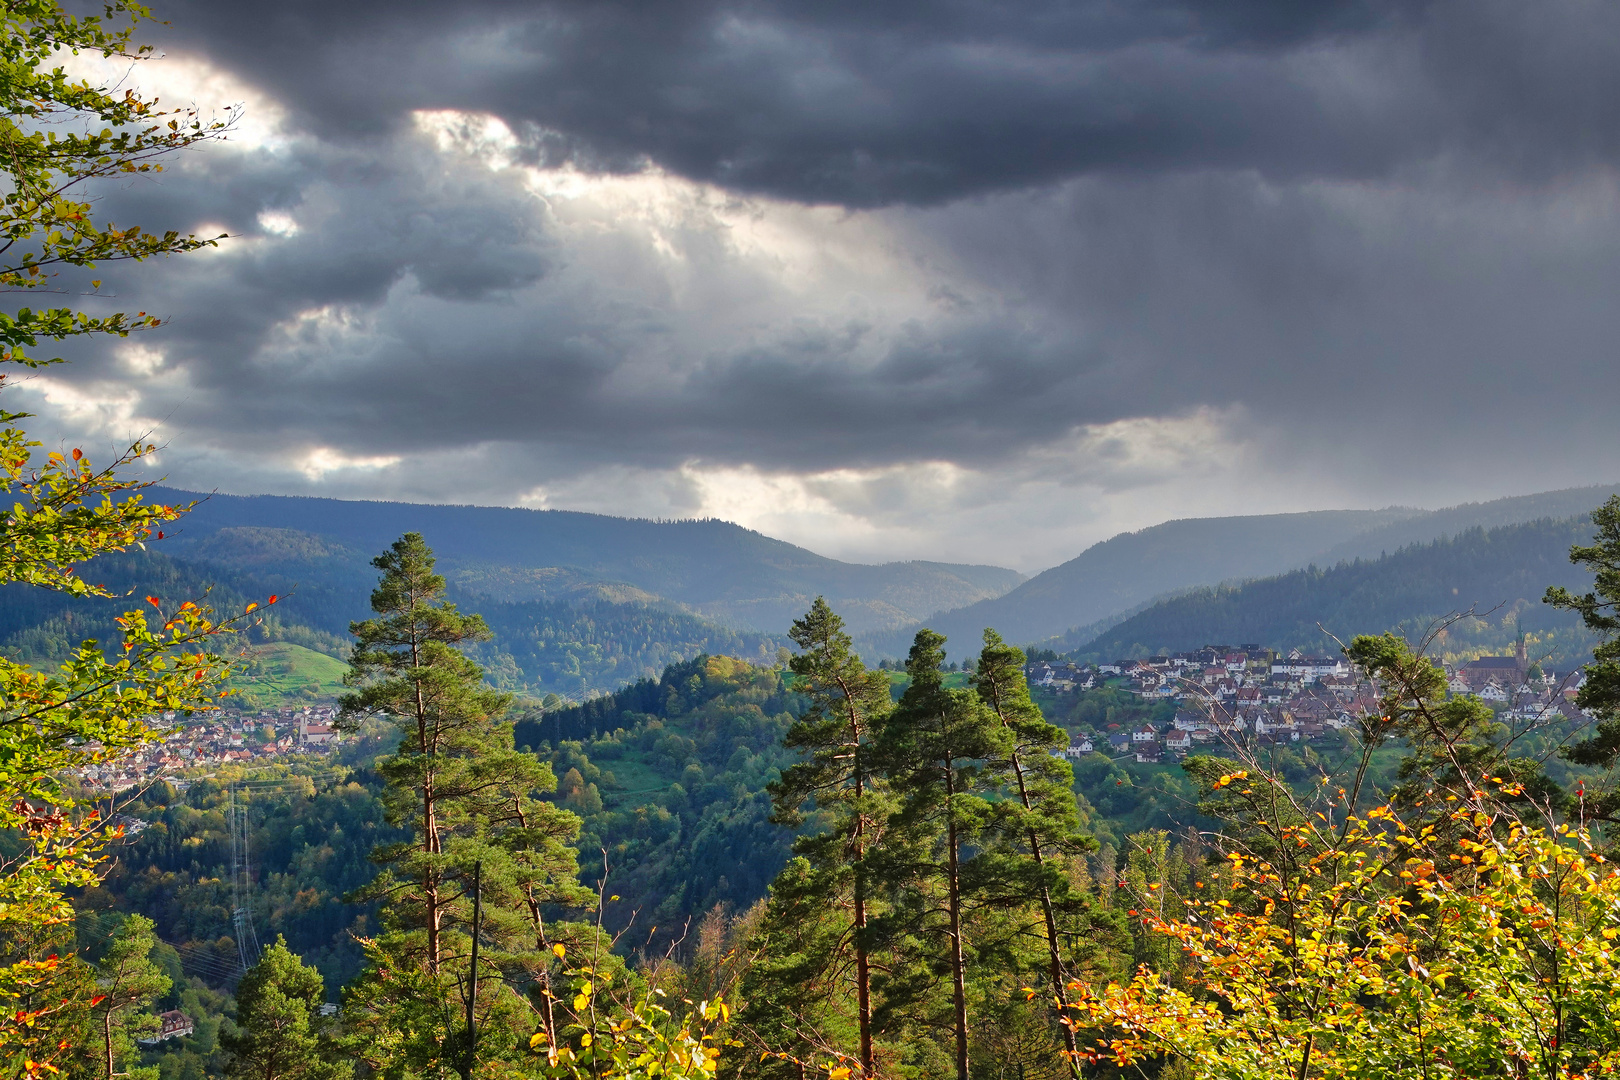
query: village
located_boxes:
[73,704,343,793]
[69,641,1596,788]
[1027,641,1590,765]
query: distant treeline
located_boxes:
[1073,516,1603,663]
[514,652,801,747]
[476,601,785,701]
[0,550,347,665]
[0,543,787,697]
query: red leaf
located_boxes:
[267,594,279,604]
[146,596,160,607]
[70,448,81,461]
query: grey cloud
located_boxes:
[47,133,1620,500]
[129,0,1486,207]
[17,0,1620,567]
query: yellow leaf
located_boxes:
[530,1032,548,1049]
[829,1071,851,1080]
[553,943,566,959]
[580,1033,593,1047]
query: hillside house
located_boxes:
[1271,653,1350,682]
[1173,709,1206,732]
[139,1011,194,1045]
[299,719,338,746]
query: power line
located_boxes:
[82,770,357,985]
[228,786,262,974]
[75,913,246,985]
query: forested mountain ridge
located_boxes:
[865,507,1424,658]
[144,487,1023,635]
[1313,484,1620,565]
[1072,515,1603,663]
[0,544,786,700]
[869,483,1620,659]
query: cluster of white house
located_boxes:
[74,705,342,791]
[1033,642,1587,765]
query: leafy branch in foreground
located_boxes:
[0,3,238,1074]
[1071,800,1620,1080]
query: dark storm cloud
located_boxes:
[129,0,1620,206]
[21,0,1620,563]
[127,0,1465,207]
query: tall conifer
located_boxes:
[765,598,894,1076]
[223,937,349,1080]
[971,630,1099,1075]
[877,630,1011,1080]
[340,533,577,1074]
[89,915,168,1080]
[1547,494,1620,817]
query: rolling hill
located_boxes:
[867,484,1620,659]
[1069,515,1603,665]
[0,543,788,701]
[144,487,1023,635]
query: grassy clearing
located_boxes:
[227,641,349,706]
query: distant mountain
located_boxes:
[1315,485,1620,564]
[1071,516,1602,665]
[0,541,786,700]
[144,487,1023,635]
[867,484,1620,660]
[865,508,1424,658]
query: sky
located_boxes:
[20,0,1620,572]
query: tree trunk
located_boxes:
[103,1008,115,1080]
[945,764,970,1080]
[414,629,443,976]
[1009,753,1080,1076]
[853,850,875,1077]
[424,766,440,974]
[848,699,875,1078]
[528,894,557,1043]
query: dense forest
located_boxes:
[148,488,1024,635]
[866,485,1620,659]
[1072,515,1604,663]
[16,498,1619,1079]
[0,542,788,701]
[520,655,806,938]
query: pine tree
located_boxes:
[488,792,599,1048]
[732,858,862,1077]
[340,533,576,1076]
[223,937,349,1080]
[970,630,1101,1076]
[1547,494,1620,815]
[90,915,169,1080]
[763,598,895,1075]
[876,630,1012,1080]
